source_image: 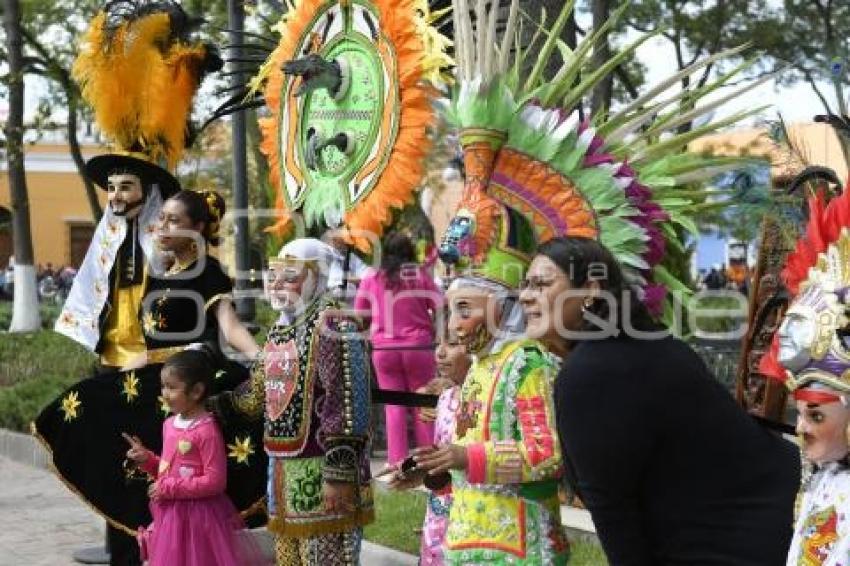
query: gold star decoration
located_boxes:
[158,395,171,416]
[122,372,140,403]
[142,312,166,335]
[142,312,157,334]
[60,391,81,422]
[227,436,255,465]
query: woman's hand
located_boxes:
[122,433,149,464]
[412,444,468,475]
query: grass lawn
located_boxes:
[0,319,97,431]
[364,487,607,564]
[2,303,609,564]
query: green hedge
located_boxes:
[0,330,96,431]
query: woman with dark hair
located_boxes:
[354,231,443,465]
[522,236,800,566]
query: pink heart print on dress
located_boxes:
[264,339,300,421]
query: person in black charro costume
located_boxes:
[33,3,267,563]
[34,188,267,566]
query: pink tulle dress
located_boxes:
[139,414,260,566]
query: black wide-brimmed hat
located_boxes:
[85,152,181,199]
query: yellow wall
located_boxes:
[0,143,107,267]
[689,122,848,182]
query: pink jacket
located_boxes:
[141,415,226,499]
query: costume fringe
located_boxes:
[267,506,375,538]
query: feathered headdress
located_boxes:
[73,0,222,171]
[438,0,771,313]
[759,181,850,399]
[236,0,452,252]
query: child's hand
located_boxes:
[122,433,149,464]
[147,482,159,501]
[415,386,437,422]
[323,481,357,514]
[389,467,425,491]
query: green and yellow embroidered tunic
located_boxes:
[446,339,569,565]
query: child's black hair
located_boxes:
[163,349,215,400]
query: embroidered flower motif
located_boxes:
[122,372,140,403]
[227,436,255,465]
[94,281,105,297]
[59,311,77,328]
[142,312,166,334]
[107,221,119,235]
[61,391,81,422]
[158,395,171,416]
[99,253,109,268]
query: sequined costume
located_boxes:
[217,291,373,566]
[787,461,850,566]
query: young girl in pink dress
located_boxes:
[125,349,260,566]
[383,329,471,565]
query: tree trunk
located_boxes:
[66,89,102,221]
[18,26,103,221]
[589,0,613,116]
[3,0,40,331]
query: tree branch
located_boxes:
[614,64,640,100]
[802,67,834,115]
[19,23,100,220]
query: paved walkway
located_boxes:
[0,456,102,565]
[0,456,416,565]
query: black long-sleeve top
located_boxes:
[555,335,800,566]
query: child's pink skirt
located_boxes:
[141,494,264,566]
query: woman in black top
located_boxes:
[521,236,800,566]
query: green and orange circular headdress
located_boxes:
[252,0,451,252]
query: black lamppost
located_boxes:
[228,0,255,324]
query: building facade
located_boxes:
[0,142,106,270]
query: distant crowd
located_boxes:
[0,257,77,301]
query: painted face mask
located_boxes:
[777,282,846,374]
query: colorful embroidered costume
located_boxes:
[139,414,261,566]
[759,183,850,566]
[788,461,850,566]
[443,339,567,564]
[213,239,373,566]
[419,386,459,565]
